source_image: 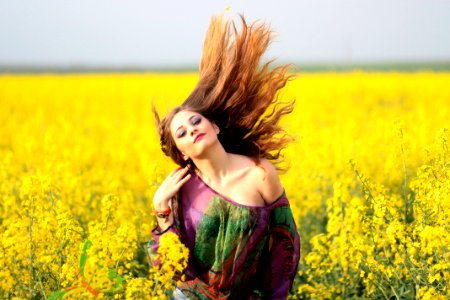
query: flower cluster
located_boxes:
[0,72,449,299]
[284,73,450,299]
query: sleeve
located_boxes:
[147,223,180,264]
[147,223,180,267]
[266,196,301,300]
[147,194,184,266]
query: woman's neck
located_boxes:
[192,142,232,185]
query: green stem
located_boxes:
[399,128,409,223]
[28,196,35,297]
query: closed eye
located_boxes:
[176,129,186,138]
[191,116,201,126]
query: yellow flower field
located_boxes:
[0,72,449,299]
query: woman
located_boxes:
[149,14,300,300]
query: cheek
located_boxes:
[174,139,189,154]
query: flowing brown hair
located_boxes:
[153,13,295,170]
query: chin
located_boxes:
[192,137,219,158]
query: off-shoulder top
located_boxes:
[148,172,300,300]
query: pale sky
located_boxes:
[0,0,449,67]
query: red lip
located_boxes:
[194,133,205,143]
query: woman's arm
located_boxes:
[148,166,191,260]
[153,165,191,231]
[267,200,301,299]
[256,159,301,299]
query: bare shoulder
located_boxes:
[227,154,284,205]
[252,158,284,204]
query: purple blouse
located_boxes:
[149,172,300,300]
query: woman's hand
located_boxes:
[153,165,191,211]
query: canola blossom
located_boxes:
[0,72,449,299]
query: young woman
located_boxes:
[149,14,300,300]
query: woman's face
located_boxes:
[170,110,219,161]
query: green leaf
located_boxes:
[107,268,126,291]
[79,239,93,277]
[48,290,68,300]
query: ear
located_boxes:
[212,123,220,134]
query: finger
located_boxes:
[173,166,190,181]
[176,173,191,188]
[169,169,179,177]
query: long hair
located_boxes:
[153,14,295,170]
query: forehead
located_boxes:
[170,110,199,132]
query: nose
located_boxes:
[188,125,198,136]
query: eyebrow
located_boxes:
[175,115,198,133]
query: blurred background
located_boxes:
[1,0,450,72]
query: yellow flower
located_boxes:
[2,72,450,298]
